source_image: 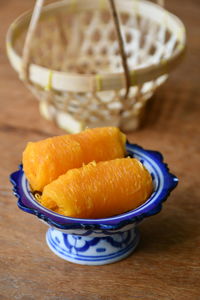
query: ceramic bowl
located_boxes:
[10,142,178,265]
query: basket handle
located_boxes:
[21,0,165,83]
[21,0,45,81]
[108,0,131,99]
[21,0,132,97]
[108,0,165,100]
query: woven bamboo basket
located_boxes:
[6,0,186,133]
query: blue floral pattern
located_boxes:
[46,227,140,265]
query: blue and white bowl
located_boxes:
[10,142,178,265]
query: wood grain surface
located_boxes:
[0,1,200,299]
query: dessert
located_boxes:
[23,127,126,191]
[40,157,153,219]
[22,127,153,219]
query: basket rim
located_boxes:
[6,0,186,93]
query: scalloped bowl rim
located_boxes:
[10,143,178,230]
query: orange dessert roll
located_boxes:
[40,158,153,219]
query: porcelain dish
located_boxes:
[10,142,178,265]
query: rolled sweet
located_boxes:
[40,157,153,219]
[23,127,126,191]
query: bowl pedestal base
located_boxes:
[46,227,140,265]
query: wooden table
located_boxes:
[0,1,199,299]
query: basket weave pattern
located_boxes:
[7,0,186,132]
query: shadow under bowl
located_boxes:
[10,142,178,265]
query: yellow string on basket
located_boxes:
[70,0,77,12]
[131,70,138,86]
[99,0,107,10]
[45,70,53,91]
[96,74,102,91]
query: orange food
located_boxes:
[40,158,153,219]
[23,127,126,191]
